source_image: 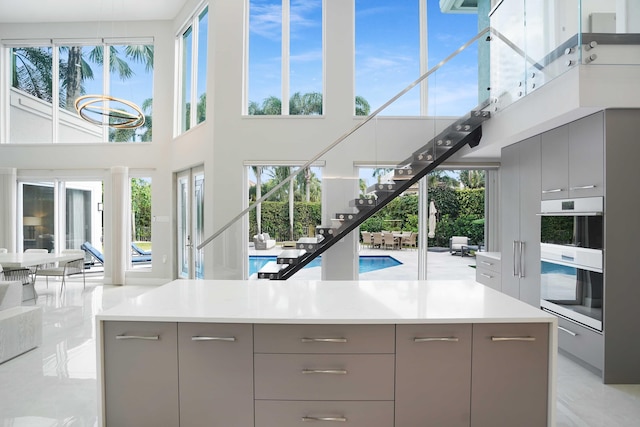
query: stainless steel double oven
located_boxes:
[539,197,604,331]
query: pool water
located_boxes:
[249,255,402,276]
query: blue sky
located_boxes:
[249,0,479,116]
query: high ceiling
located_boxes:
[0,0,189,23]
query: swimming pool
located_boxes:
[249,255,402,276]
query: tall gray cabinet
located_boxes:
[501,109,640,383]
[500,136,541,307]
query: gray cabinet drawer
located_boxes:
[475,254,501,274]
[476,268,501,291]
[556,315,603,371]
[254,353,395,400]
[254,324,394,354]
[255,400,394,427]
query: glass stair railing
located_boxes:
[257,105,490,279]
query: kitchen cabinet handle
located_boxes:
[301,337,347,343]
[302,416,347,422]
[569,185,596,191]
[519,241,525,278]
[512,241,518,276]
[491,336,536,342]
[542,188,563,194]
[480,261,493,266]
[414,337,459,342]
[302,369,347,375]
[191,336,236,342]
[558,326,578,337]
[480,273,493,279]
[116,334,159,341]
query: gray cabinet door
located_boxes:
[103,321,179,427]
[178,323,254,427]
[395,324,472,427]
[500,137,541,307]
[471,323,549,427]
[541,125,569,200]
[518,137,541,307]
[500,143,520,299]
[569,112,604,198]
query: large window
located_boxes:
[355,0,420,116]
[179,5,209,133]
[247,0,323,115]
[8,40,154,143]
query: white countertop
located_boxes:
[97,280,554,324]
[476,252,501,261]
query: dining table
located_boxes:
[0,252,84,302]
[0,252,81,269]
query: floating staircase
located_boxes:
[257,106,490,280]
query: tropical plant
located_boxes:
[459,170,485,188]
[249,93,370,116]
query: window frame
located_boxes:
[176,2,209,135]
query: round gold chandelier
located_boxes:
[74,94,145,129]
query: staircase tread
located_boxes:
[257,261,288,274]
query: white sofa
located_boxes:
[0,280,42,364]
[253,233,276,250]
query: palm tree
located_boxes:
[355,95,371,116]
[12,44,154,115]
[459,170,485,188]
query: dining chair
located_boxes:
[372,232,383,249]
[382,231,398,250]
[361,231,372,249]
[35,250,86,296]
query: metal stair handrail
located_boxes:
[198,26,493,251]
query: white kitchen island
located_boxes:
[96,279,557,427]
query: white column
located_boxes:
[0,168,17,250]
[109,166,129,285]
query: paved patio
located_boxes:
[249,244,477,281]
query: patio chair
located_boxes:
[402,232,417,249]
[372,232,383,249]
[449,236,469,256]
[382,231,398,250]
[361,231,372,249]
[82,241,151,265]
[131,242,152,256]
[35,250,86,296]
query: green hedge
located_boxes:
[250,188,485,247]
[249,201,321,242]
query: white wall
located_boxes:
[0,20,175,284]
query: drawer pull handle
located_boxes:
[116,335,159,341]
[569,185,596,191]
[542,188,563,194]
[558,326,578,337]
[491,336,536,342]
[302,416,347,422]
[301,337,347,343]
[302,369,347,375]
[480,261,493,266]
[191,336,236,342]
[480,273,493,279]
[414,337,459,342]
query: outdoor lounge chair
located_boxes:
[449,236,469,255]
[253,233,276,250]
[82,241,151,266]
[131,243,152,256]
